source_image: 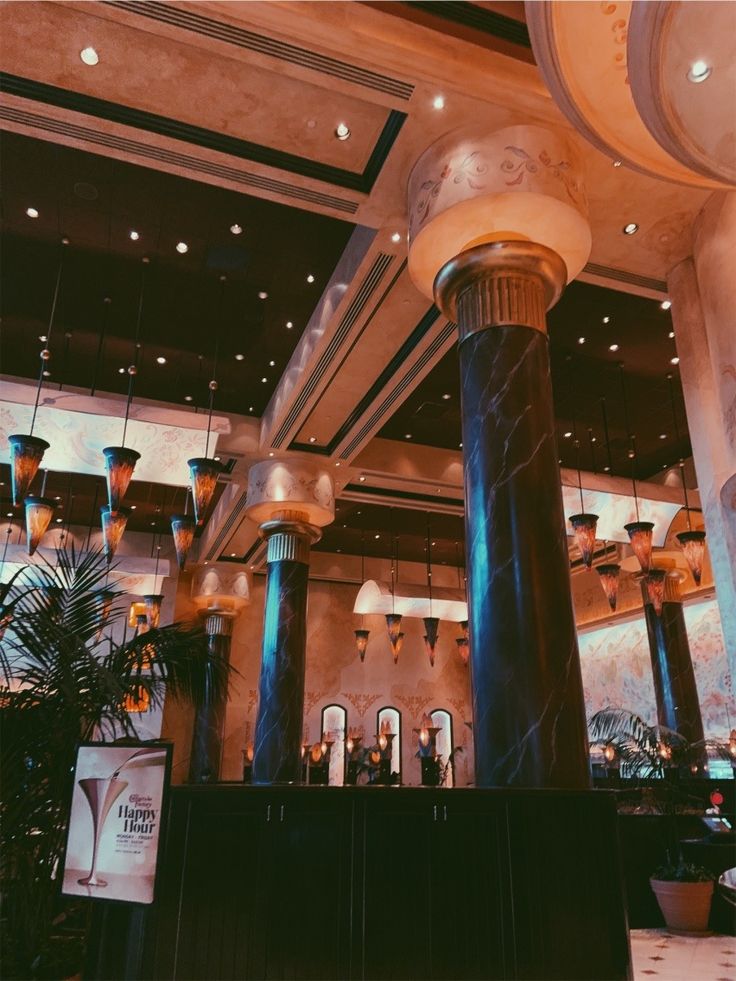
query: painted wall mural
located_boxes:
[578,597,734,739]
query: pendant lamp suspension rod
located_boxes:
[618,364,640,521]
[588,427,597,474]
[425,512,433,617]
[121,258,149,448]
[204,276,226,460]
[60,476,74,548]
[30,239,68,435]
[600,397,614,475]
[360,530,366,626]
[84,482,101,553]
[667,372,692,530]
[1,519,13,578]
[567,355,586,513]
[90,297,112,397]
[40,470,48,498]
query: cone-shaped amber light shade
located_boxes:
[102,446,140,510]
[170,513,196,570]
[569,513,599,569]
[423,616,440,667]
[676,530,706,586]
[187,457,223,525]
[456,636,469,666]
[354,628,370,662]
[101,505,131,564]
[24,496,55,556]
[9,435,50,507]
[624,521,655,573]
[123,684,150,714]
[596,563,621,611]
[386,613,402,645]
[392,632,405,665]
[144,593,164,629]
[94,588,117,642]
[645,569,667,617]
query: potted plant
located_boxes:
[0,547,233,979]
[589,708,717,934]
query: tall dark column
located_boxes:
[435,241,590,788]
[189,613,234,783]
[252,521,320,785]
[642,575,705,747]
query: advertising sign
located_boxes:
[62,742,171,905]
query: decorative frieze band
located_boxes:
[203,613,235,637]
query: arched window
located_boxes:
[321,704,347,786]
[376,706,402,783]
[430,709,454,787]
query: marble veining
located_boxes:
[189,634,232,783]
[460,322,589,787]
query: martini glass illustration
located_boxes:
[77,747,167,888]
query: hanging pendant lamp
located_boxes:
[170,512,196,570]
[101,505,131,564]
[144,594,164,629]
[676,529,706,586]
[354,530,371,661]
[455,636,469,666]
[386,530,403,661]
[392,632,405,665]
[567,419,599,569]
[24,495,55,556]
[8,239,68,507]
[644,569,667,617]
[386,613,403,650]
[423,515,440,666]
[596,561,621,611]
[354,629,370,662]
[94,589,117,642]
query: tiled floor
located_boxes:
[632,929,736,980]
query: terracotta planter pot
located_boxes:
[650,877,714,933]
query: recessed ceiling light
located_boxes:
[578,336,586,344]
[591,436,597,443]
[442,393,451,400]
[612,159,622,168]
[261,377,267,383]
[660,299,672,311]
[286,321,293,329]
[609,343,619,352]
[602,316,611,324]
[130,505,137,510]
[230,223,242,235]
[359,475,366,482]
[433,95,445,110]
[235,353,244,361]
[214,456,220,462]
[80,46,99,66]
[5,513,11,518]
[269,360,275,367]
[38,334,47,342]
[309,436,317,443]
[129,230,140,241]
[659,433,667,440]
[269,451,274,457]
[335,462,341,467]
[687,60,711,83]
[184,395,193,401]
[335,122,351,141]
[623,222,639,235]
[306,274,315,284]
[404,433,412,439]
[156,356,167,365]
[374,534,380,540]
[671,356,680,365]
[668,331,675,339]
[603,465,611,473]
[249,405,254,412]
[176,241,188,254]
[459,442,463,448]
[118,367,125,374]
[564,431,572,438]
[391,232,401,243]
[230,552,236,557]
[258,291,268,300]
[55,517,63,524]
[26,207,39,218]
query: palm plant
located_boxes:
[0,546,232,979]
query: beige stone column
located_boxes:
[668,191,736,677]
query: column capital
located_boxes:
[245,459,335,529]
[191,563,250,617]
[434,241,567,338]
[259,519,322,565]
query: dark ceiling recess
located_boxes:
[313,500,467,567]
[380,281,689,481]
[0,132,354,418]
[0,464,224,540]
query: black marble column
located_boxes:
[252,522,318,785]
[189,614,234,783]
[435,241,590,788]
[642,577,705,749]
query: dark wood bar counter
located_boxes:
[87,786,632,981]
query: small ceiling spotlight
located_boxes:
[609,343,620,352]
[269,360,275,367]
[669,330,675,339]
[80,46,99,66]
[286,321,293,329]
[374,534,380,540]
[129,230,140,241]
[578,336,586,345]
[156,356,167,365]
[404,433,412,439]
[660,299,672,311]
[612,159,622,168]
[687,60,712,83]
[306,274,315,284]
[670,356,680,365]
[433,95,445,110]
[359,475,366,482]
[118,367,126,374]
[309,436,317,444]
[335,122,351,141]
[230,223,242,235]
[235,353,245,361]
[602,316,611,324]
[258,291,268,300]
[391,232,401,243]
[184,395,193,402]
[176,241,188,254]
[261,377,268,383]
[563,431,573,439]
[623,222,639,235]
[26,207,39,218]
[442,393,451,400]
[659,433,667,440]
